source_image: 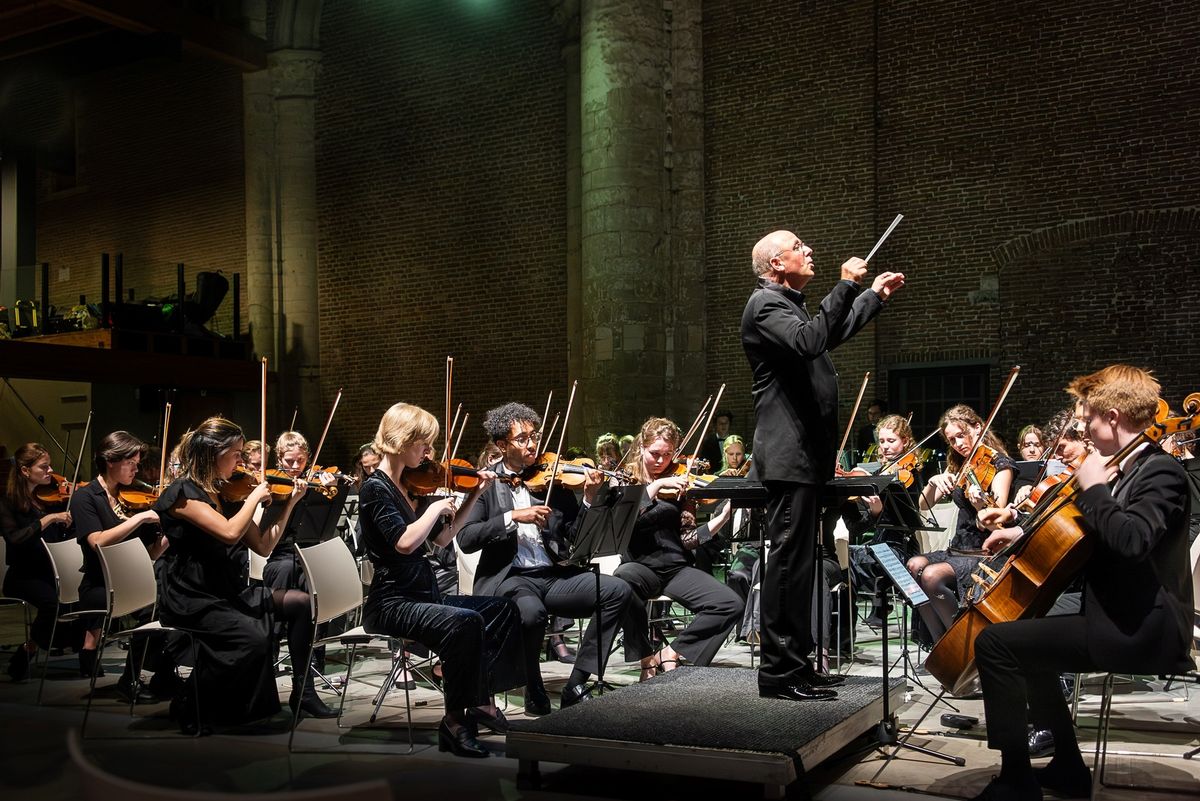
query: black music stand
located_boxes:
[568,484,644,694]
[867,543,966,773]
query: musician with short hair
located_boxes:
[741,229,904,701]
[968,365,1193,801]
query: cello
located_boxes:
[925,394,1200,696]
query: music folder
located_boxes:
[567,484,645,565]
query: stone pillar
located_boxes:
[579,0,669,442]
[243,16,275,366]
[269,49,323,434]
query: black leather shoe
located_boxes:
[169,696,211,737]
[1027,726,1056,758]
[467,706,509,734]
[438,719,489,758]
[6,647,32,682]
[560,682,592,708]
[524,686,552,716]
[290,692,338,719]
[1034,760,1091,798]
[800,669,846,687]
[759,681,838,701]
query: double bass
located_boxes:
[925,394,1200,696]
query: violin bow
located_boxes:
[69,411,93,491]
[1,377,81,475]
[536,390,553,457]
[682,384,726,471]
[260,357,268,481]
[157,402,172,493]
[542,380,578,510]
[877,427,940,475]
[542,413,561,456]
[306,387,342,481]
[450,412,470,463]
[442,403,463,463]
[836,371,871,469]
[288,405,298,432]
[444,357,453,494]
[955,365,1021,488]
[674,395,713,461]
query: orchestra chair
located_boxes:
[291,537,439,754]
[77,538,202,738]
[0,538,34,650]
[35,539,85,704]
[830,520,853,671]
[68,729,393,801]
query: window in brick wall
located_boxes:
[887,363,991,451]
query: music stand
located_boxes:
[567,484,645,694]
[867,542,965,775]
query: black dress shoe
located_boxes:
[169,696,211,736]
[1034,760,1091,798]
[759,681,838,701]
[438,719,489,758]
[800,670,846,687]
[524,686,552,716]
[467,706,509,734]
[1027,726,1056,758]
[7,647,32,682]
[290,692,338,719]
[560,682,592,708]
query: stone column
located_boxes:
[243,53,275,366]
[579,0,669,442]
[269,49,323,433]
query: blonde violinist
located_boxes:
[908,405,1016,644]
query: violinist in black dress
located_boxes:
[359,402,524,759]
[740,229,905,701]
[968,365,1194,801]
[154,416,324,733]
[2,443,73,682]
[911,405,1016,644]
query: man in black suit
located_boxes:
[741,230,905,701]
[969,365,1194,801]
[457,402,645,715]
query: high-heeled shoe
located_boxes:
[437,718,489,758]
[544,636,575,664]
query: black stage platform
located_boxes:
[506,668,906,799]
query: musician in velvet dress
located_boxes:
[359,402,524,759]
[967,365,1194,801]
[740,229,905,701]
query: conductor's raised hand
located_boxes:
[840,257,869,283]
[871,271,906,301]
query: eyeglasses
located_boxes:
[771,240,806,260]
[507,432,542,447]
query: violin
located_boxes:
[655,459,717,501]
[520,453,633,494]
[34,473,80,508]
[117,480,160,512]
[400,458,511,497]
[956,444,1002,506]
[219,466,334,503]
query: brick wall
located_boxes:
[704,0,1200,451]
[315,2,569,461]
[35,56,246,342]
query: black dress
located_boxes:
[1,498,71,648]
[358,470,524,712]
[923,453,1017,599]
[153,478,279,725]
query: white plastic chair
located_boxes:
[291,538,433,753]
[36,538,85,703]
[248,550,267,582]
[74,538,200,737]
[453,537,479,596]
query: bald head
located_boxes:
[752,230,796,276]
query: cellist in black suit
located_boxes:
[969,365,1194,801]
[740,229,905,701]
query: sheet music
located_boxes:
[868,542,929,606]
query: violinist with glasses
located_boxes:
[70,431,167,692]
[2,443,74,682]
[457,402,642,714]
[617,417,742,680]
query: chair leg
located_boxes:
[79,615,111,739]
[334,642,358,728]
[35,612,60,706]
[1091,673,1116,794]
[287,641,316,753]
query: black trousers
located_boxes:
[975,616,1097,753]
[759,480,820,687]
[498,565,638,688]
[615,562,743,666]
[2,571,57,649]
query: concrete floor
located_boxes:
[1,608,1198,801]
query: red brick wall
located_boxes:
[704,0,1200,450]
[315,3,569,461]
[35,56,246,341]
